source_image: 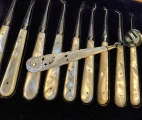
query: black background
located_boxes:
[0,0,142,119]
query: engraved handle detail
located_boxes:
[63,37,79,101]
[97,41,109,105]
[130,47,140,106]
[0,29,27,97]
[0,25,9,66]
[81,40,94,103]
[44,34,63,100]
[23,32,45,100]
[115,45,126,107]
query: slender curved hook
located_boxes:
[57,0,66,34]
[88,3,97,40]
[103,7,108,42]
[115,9,123,42]
[74,1,85,37]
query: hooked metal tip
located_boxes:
[57,0,66,34]
[60,0,66,5]
[79,1,86,12]
[74,1,85,37]
[88,3,97,40]
[115,9,122,15]
[4,0,17,26]
[103,7,108,12]
[22,0,35,30]
[40,0,51,32]
[115,9,123,42]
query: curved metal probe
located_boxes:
[129,13,140,107]
[81,4,96,104]
[97,7,109,106]
[0,0,35,97]
[74,1,85,37]
[115,10,123,42]
[22,0,35,30]
[114,9,126,107]
[4,0,17,26]
[43,0,66,100]
[23,0,51,100]
[57,0,66,35]
[63,1,85,102]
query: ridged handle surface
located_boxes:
[130,47,140,106]
[81,40,94,104]
[63,37,79,101]
[97,41,109,105]
[0,25,9,66]
[0,29,27,97]
[115,45,126,107]
[44,34,63,100]
[23,32,45,100]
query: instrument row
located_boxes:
[0,0,141,108]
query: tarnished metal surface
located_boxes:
[0,25,9,66]
[0,29,27,97]
[130,47,140,106]
[63,37,79,101]
[115,45,126,107]
[81,40,94,103]
[23,32,45,100]
[44,34,63,100]
[97,41,109,105]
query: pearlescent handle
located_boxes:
[81,40,94,103]
[97,41,109,105]
[130,47,140,106]
[23,32,45,100]
[44,34,63,100]
[63,37,79,101]
[0,25,10,66]
[115,45,126,107]
[0,29,27,97]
